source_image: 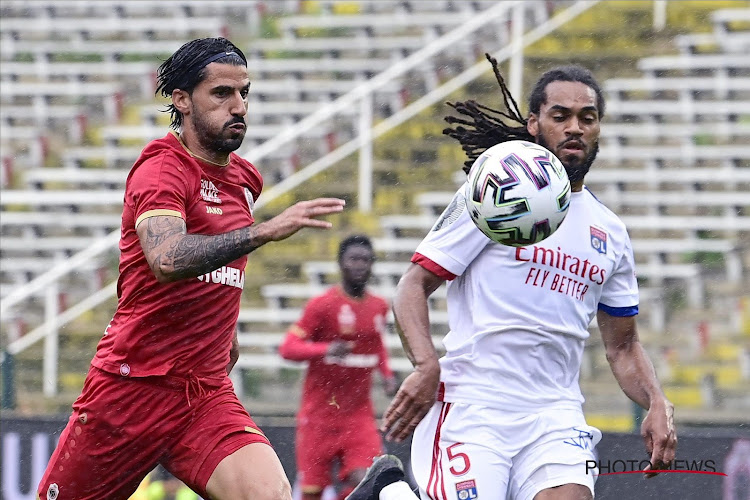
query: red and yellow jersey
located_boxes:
[92,132,263,381]
[279,286,393,418]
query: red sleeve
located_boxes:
[278,328,330,361]
[128,154,191,228]
[278,296,330,361]
[412,252,457,281]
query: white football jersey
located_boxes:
[414,184,639,411]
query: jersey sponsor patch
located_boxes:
[590,226,607,254]
[337,304,356,335]
[200,178,221,204]
[196,266,245,289]
[433,192,465,231]
[455,479,478,500]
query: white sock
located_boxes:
[379,481,419,500]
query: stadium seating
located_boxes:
[638,53,750,76]
[1,1,749,423]
[1,81,124,123]
[0,15,224,39]
[675,8,750,54]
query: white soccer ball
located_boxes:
[464,140,571,247]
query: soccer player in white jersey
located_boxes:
[347,55,677,500]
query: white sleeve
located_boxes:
[415,185,491,277]
[599,234,639,308]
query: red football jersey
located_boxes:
[279,286,394,418]
[91,132,263,381]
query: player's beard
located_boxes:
[191,107,246,154]
[536,132,599,183]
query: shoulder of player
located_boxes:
[131,137,201,174]
[126,150,202,197]
[229,152,255,169]
[364,291,389,309]
[306,287,341,308]
[580,187,628,230]
[229,154,263,185]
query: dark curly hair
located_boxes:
[443,53,604,175]
[338,235,374,262]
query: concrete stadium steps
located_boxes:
[671,364,744,389]
[707,341,746,362]
[525,0,750,60]
[585,413,636,433]
[665,385,705,408]
[4,0,750,420]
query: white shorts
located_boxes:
[410,402,601,500]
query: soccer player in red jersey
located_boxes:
[279,235,398,500]
[37,37,345,500]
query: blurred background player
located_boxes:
[37,37,345,500]
[280,235,398,500]
[374,55,677,500]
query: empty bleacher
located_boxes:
[1,1,749,423]
[0,0,518,413]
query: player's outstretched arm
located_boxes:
[597,310,677,478]
[382,264,444,442]
[279,333,351,361]
[137,198,345,282]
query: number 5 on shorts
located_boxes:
[447,443,471,476]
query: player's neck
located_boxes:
[175,130,230,167]
[571,180,584,192]
[341,283,366,299]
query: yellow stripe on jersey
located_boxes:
[289,324,308,339]
[244,426,266,437]
[135,209,183,228]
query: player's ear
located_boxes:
[527,113,539,137]
[172,89,191,116]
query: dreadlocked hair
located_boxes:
[443,53,533,175]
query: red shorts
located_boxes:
[295,413,383,494]
[38,367,270,500]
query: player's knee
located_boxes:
[239,477,292,500]
[533,483,592,500]
[252,475,292,500]
[208,470,291,500]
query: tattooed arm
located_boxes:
[136,198,345,283]
[137,215,258,282]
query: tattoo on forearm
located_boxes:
[144,217,262,280]
[146,217,183,247]
[168,227,258,278]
